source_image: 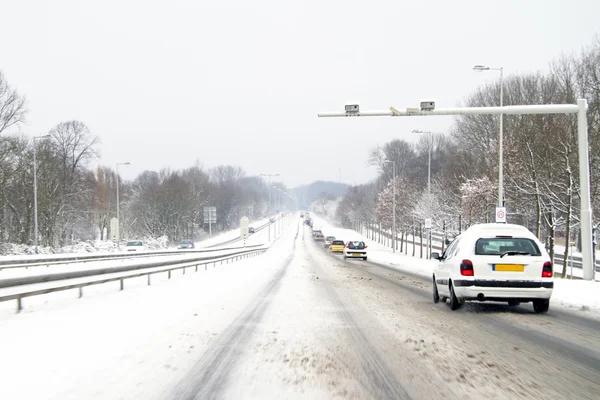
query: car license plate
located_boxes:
[354,253,362,257]
[493,264,524,272]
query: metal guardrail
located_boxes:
[0,220,273,270]
[0,244,264,271]
[0,247,265,289]
[0,248,266,313]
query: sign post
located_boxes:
[110,217,119,248]
[204,207,217,237]
[240,216,249,247]
[495,207,507,223]
[424,218,432,258]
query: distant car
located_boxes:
[431,223,553,313]
[269,216,275,222]
[343,241,367,260]
[324,236,336,248]
[177,239,195,249]
[330,240,345,253]
[248,227,255,234]
[314,233,325,241]
[124,241,145,252]
[312,229,322,237]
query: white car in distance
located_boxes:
[431,223,553,313]
[124,241,146,252]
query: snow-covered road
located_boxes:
[1,217,599,399]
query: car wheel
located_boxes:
[533,299,550,313]
[449,282,462,310]
[432,277,440,304]
[363,257,367,261]
[507,300,521,307]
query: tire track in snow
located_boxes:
[171,223,300,400]
[324,249,600,394]
[301,236,413,400]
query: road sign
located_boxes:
[495,207,507,223]
[203,207,217,223]
[424,218,432,229]
[204,207,217,236]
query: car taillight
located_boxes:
[346,243,350,248]
[542,261,553,278]
[460,259,474,276]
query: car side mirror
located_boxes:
[430,252,441,261]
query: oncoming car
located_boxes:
[177,239,194,249]
[431,223,553,313]
[330,240,345,253]
[124,241,145,252]
[343,241,367,260]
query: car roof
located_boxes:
[463,223,533,237]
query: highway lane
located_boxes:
[312,229,600,399]
[172,220,600,399]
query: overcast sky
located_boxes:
[2,0,599,187]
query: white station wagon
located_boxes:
[431,223,553,313]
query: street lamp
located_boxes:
[33,134,51,254]
[261,173,280,241]
[116,162,131,247]
[384,160,396,253]
[412,129,436,257]
[474,64,504,207]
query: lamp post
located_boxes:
[116,162,131,247]
[261,173,280,241]
[33,134,51,254]
[384,160,396,253]
[412,129,435,257]
[474,65,504,207]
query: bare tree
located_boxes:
[0,71,27,135]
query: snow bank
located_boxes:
[0,236,171,258]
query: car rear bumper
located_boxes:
[330,247,344,253]
[453,279,553,301]
[345,252,367,258]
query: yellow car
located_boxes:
[330,240,345,253]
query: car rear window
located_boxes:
[126,241,143,246]
[475,238,541,256]
[348,241,365,250]
[326,236,335,241]
[332,240,344,245]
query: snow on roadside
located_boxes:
[0,218,298,400]
[311,215,600,316]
